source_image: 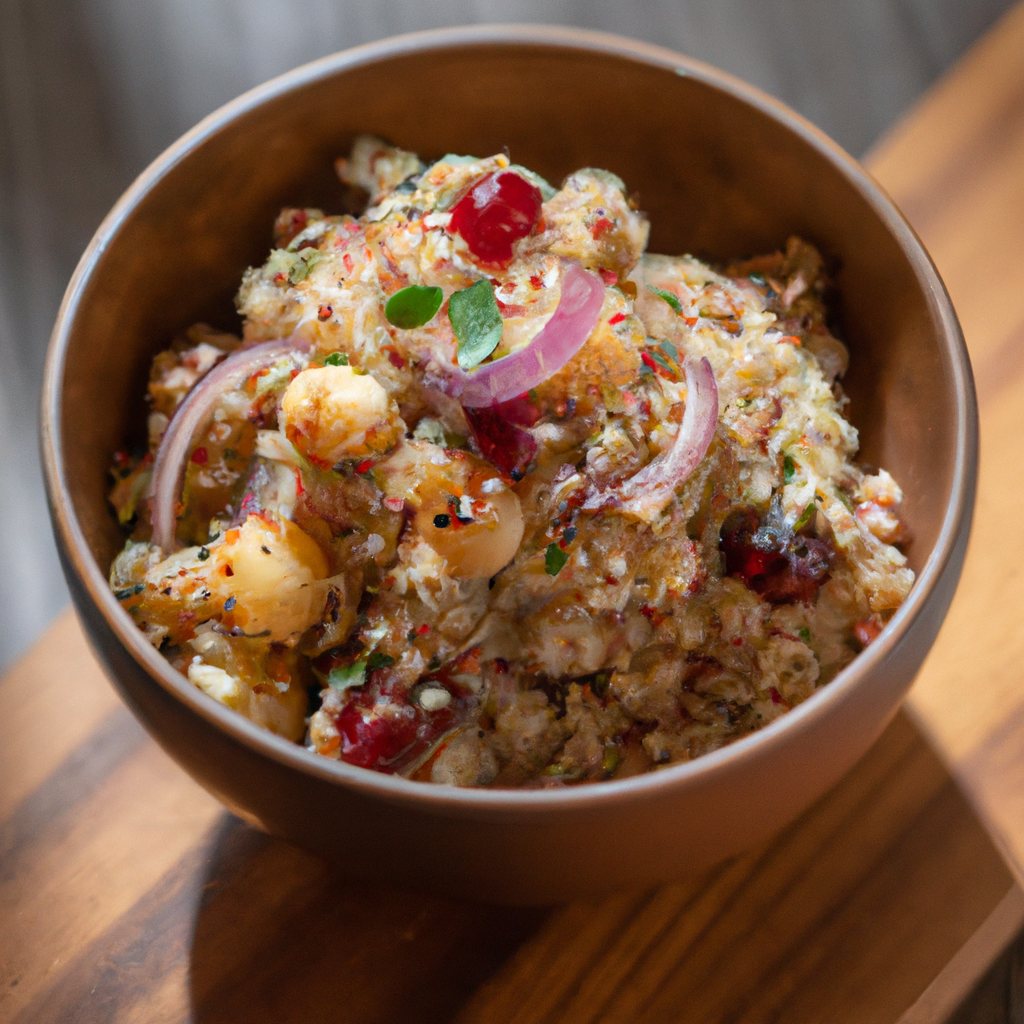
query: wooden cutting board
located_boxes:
[5,5,1024,1021]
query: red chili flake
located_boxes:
[770,687,785,705]
[223,565,234,577]
[293,469,304,496]
[384,496,404,512]
[780,334,802,346]
[387,348,407,369]
[191,447,208,465]
[529,274,543,289]
[342,253,355,274]
[640,352,660,373]
[318,304,333,321]
[416,624,431,636]
[273,272,287,284]
[356,459,372,475]
[605,575,619,586]
[591,217,614,239]
[599,268,618,285]
[732,637,743,647]
[289,367,300,380]
[640,604,667,627]
[382,575,396,587]
[608,311,626,325]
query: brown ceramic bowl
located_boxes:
[42,25,976,904]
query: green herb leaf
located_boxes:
[544,543,569,576]
[328,659,367,693]
[645,345,682,381]
[794,500,817,531]
[114,584,144,601]
[385,285,444,329]
[324,351,349,367]
[367,652,396,672]
[647,284,683,314]
[449,280,504,369]
[783,455,796,482]
[798,626,812,643]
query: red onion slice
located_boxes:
[444,262,605,408]
[149,339,305,552]
[585,356,718,520]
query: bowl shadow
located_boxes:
[186,815,547,1023]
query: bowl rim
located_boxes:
[42,23,977,815]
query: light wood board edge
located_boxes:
[897,884,1024,1024]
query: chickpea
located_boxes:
[280,364,401,465]
[211,513,329,642]
[379,441,524,580]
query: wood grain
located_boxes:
[0,614,1013,1023]
[6,6,1024,1021]
[869,0,1024,888]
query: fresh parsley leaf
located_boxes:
[324,351,349,366]
[328,660,367,692]
[384,285,444,329]
[544,543,569,576]
[449,280,503,369]
[783,454,796,482]
[647,284,682,313]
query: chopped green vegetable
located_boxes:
[784,455,796,482]
[798,626,812,643]
[197,546,210,561]
[324,351,349,367]
[367,652,396,672]
[114,584,144,601]
[647,284,683,313]
[449,280,504,369]
[544,543,569,576]
[735,397,751,409]
[328,660,367,692]
[794,500,817,531]
[266,247,323,285]
[384,285,444,329]
[644,339,684,381]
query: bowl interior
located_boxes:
[57,35,957,650]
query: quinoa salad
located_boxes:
[108,136,914,787]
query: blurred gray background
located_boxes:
[0,0,1015,671]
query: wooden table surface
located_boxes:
[6,7,1024,1022]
